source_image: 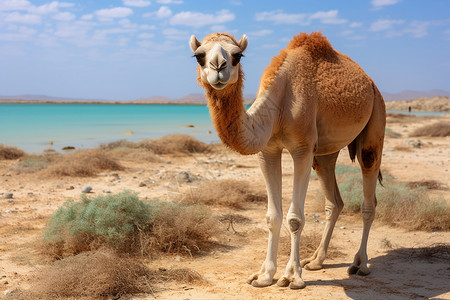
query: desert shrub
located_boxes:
[43,191,218,257]
[137,134,211,154]
[316,173,450,231]
[0,144,25,160]
[410,121,450,137]
[182,179,267,209]
[43,148,124,177]
[385,127,402,138]
[14,154,55,173]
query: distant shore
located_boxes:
[0,99,208,105]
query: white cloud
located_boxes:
[4,12,41,24]
[122,0,151,7]
[371,0,402,8]
[309,10,347,24]
[138,32,154,39]
[349,22,363,28]
[163,27,188,40]
[53,11,75,21]
[404,21,430,38]
[0,0,31,11]
[0,25,36,41]
[254,10,308,25]
[170,9,234,27]
[370,19,404,31]
[156,0,183,4]
[95,7,133,20]
[81,14,93,20]
[118,18,137,28]
[247,29,273,37]
[140,24,156,30]
[156,6,171,18]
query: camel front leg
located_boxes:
[277,150,313,289]
[301,152,343,270]
[247,149,283,287]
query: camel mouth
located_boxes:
[210,82,227,90]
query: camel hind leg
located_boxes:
[348,92,385,276]
[300,151,343,270]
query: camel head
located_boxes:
[190,33,248,90]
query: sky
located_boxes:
[0,0,449,100]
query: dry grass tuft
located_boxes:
[138,134,212,155]
[5,249,153,300]
[43,149,124,177]
[316,173,450,231]
[279,229,344,259]
[408,180,447,190]
[393,145,412,152]
[182,179,267,209]
[0,144,25,160]
[385,128,402,138]
[409,121,450,137]
[156,268,204,284]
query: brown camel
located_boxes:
[189,31,386,289]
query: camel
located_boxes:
[189,31,386,289]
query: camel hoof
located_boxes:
[276,276,290,287]
[348,265,359,275]
[356,267,371,276]
[289,279,306,290]
[304,262,323,271]
[251,279,272,288]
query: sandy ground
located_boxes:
[1,114,449,300]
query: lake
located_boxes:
[0,103,448,154]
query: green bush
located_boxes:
[326,173,450,231]
[44,191,218,257]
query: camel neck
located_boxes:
[205,76,277,155]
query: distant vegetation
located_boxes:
[409,121,450,137]
[0,144,24,160]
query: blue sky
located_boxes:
[0,0,449,100]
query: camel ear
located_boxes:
[190,35,201,52]
[238,34,248,52]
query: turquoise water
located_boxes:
[0,103,219,154]
[1,103,448,154]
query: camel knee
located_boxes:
[266,213,282,231]
[325,202,343,221]
[287,214,304,234]
[361,209,375,221]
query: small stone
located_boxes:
[5,193,13,199]
[81,186,92,193]
[61,146,75,151]
[66,186,74,190]
[7,199,14,203]
[166,161,172,164]
[103,190,111,194]
[139,182,147,187]
[340,226,346,229]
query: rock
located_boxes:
[139,182,147,187]
[66,186,74,190]
[103,190,111,194]
[7,199,14,203]
[177,171,192,183]
[166,161,172,164]
[404,139,422,148]
[61,146,75,151]
[81,186,92,193]
[340,226,346,229]
[5,193,13,199]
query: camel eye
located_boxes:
[232,53,244,66]
[193,53,206,66]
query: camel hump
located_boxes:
[287,31,336,59]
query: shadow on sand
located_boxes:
[307,244,450,300]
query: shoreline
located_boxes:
[0,99,209,105]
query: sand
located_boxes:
[0,114,449,300]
